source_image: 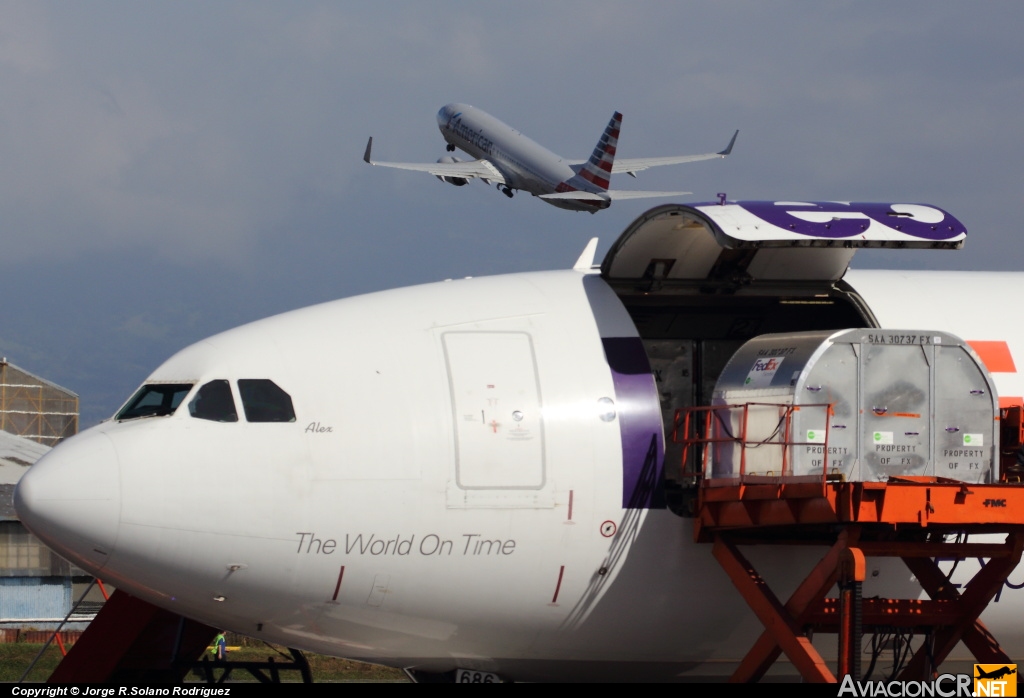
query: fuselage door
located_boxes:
[601,202,967,287]
[442,331,546,492]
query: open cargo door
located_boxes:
[602,200,965,287]
[598,201,967,509]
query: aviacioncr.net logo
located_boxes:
[975,664,1017,697]
[838,673,973,697]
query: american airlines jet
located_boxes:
[14,201,1024,682]
[363,103,738,211]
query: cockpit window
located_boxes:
[238,379,296,423]
[116,383,194,421]
[188,380,238,423]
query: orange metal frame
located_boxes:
[713,528,1024,683]
[671,402,834,483]
[673,403,1024,683]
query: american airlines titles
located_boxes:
[295,531,516,557]
[446,116,493,155]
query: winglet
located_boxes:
[573,237,600,271]
[718,130,739,156]
[363,137,374,164]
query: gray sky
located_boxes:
[0,2,1021,426]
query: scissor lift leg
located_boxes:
[713,535,836,683]
[898,530,1024,680]
[729,530,858,682]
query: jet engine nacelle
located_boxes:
[435,156,468,186]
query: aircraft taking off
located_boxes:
[363,103,738,212]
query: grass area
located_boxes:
[0,642,64,683]
[188,645,408,683]
[0,641,408,683]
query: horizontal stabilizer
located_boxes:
[540,190,691,202]
[605,189,693,200]
[540,191,606,202]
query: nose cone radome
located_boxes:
[14,430,121,574]
[438,103,460,127]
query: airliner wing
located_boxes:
[540,189,692,202]
[363,137,506,184]
[609,130,739,176]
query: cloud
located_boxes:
[0,0,1020,423]
[0,2,55,74]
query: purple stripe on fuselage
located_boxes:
[602,338,665,509]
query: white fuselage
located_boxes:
[15,267,1024,681]
[436,104,606,212]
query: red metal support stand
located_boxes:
[48,590,217,683]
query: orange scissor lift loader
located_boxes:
[672,328,1024,683]
[674,401,1024,683]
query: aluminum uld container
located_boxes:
[710,329,997,483]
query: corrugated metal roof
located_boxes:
[0,432,49,519]
[0,360,79,398]
[0,431,48,486]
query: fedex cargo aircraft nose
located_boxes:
[14,430,121,574]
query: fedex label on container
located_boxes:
[744,357,785,389]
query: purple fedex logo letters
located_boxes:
[744,357,784,389]
[733,201,966,242]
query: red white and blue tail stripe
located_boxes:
[578,112,621,192]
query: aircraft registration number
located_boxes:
[456,669,502,683]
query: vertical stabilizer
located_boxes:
[578,112,621,192]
